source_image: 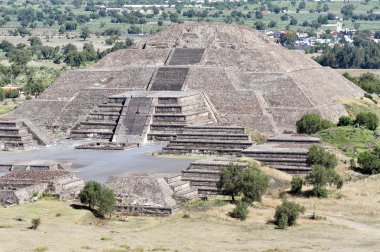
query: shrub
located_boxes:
[79,181,116,217]
[5,89,19,98]
[30,218,41,230]
[290,176,303,194]
[337,115,353,126]
[274,201,305,229]
[305,165,343,198]
[25,95,32,100]
[364,93,373,100]
[240,165,269,203]
[357,147,380,174]
[296,113,333,134]
[217,164,243,202]
[355,112,379,131]
[306,145,338,169]
[230,201,249,221]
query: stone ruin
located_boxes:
[0,169,84,205]
[105,173,197,215]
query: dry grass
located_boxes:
[0,175,380,252]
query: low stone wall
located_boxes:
[114,205,177,216]
[0,183,48,205]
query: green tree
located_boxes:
[355,112,379,131]
[296,113,333,134]
[79,181,116,218]
[357,147,380,174]
[306,145,338,169]
[217,164,243,202]
[98,187,116,217]
[8,48,31,67]
[80,26,90,40]
[306,165,343,198]
[240,165,269,203]
[28,36,42,47]
[274,201,305,229]
[279,31,298,46]
[338,115,353,126]
[290,176,303,194]
[79,181,102,210]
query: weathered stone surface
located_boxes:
[2,23,364,140]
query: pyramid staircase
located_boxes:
[166,174,198,200]
[148,93,214,141]
[0,121,40,150]
[70,97,125,141]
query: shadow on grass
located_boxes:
[69,204,104,218]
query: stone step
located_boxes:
[155,102,207,114]
[153,112,210,123]
[274,165,312,174]
[0,128,27,135]
[95,106,123,113]
[150,123,186,132]
[70,130,114,139]
[107,97,126,104]
[173,187,198,200]
[183,125,245,134]
[0,135,33,142]
[166,174,182,184]
[189,161,248,171]
[176,132,249,141]
[196,186,218,195]
[243,149,308,159]
[182,170,221,180]
[0,121,19,128]
[183,178,218,188]
[168,139,253,149]
[169,180,190,192]
[147,132,177,141]
[162,146,243,156]
[88,112,120,120]
[79,121,117,130]
[255,157,307,167]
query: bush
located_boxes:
[306,145,338,169]
[240,165,269,203]
[30,218,41,230]
[306,165,343,198]
[26,95,32,100]
[217,164,243,202]
[355,112,379,131]
[296,114,333,134]
[79,181,116,218]
[357,147,380,174]
[5,89,19,98]
[274,201,305,229]
[230,201,249,221]
[290,176,303,194]
[364,93,373,100]
[337,115,353,126]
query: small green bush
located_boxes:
[306,165,343,198]
[306,145,338,169]
[30,218,41,230]
[5,89,19,99]
[230,201,249,221]
[290,176,303,194]
[355,112,379,131]
[364,93,373,100]
[337,115,353,126]
[296,114,333,134]
[357,147,380,174]
[26,95,32,100]
[274,201,305,229]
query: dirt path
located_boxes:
[327,215,380,236]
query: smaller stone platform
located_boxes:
[242,134,320,174]
[0,170,84,205]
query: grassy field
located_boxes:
[1,173,380,252]
[0,103,18,115]
[318,126,380,157]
